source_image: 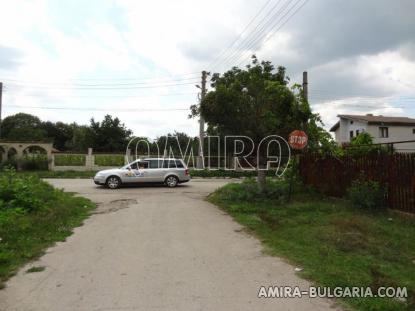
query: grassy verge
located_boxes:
[14,169,278,179]
[0,169,95,288]
[208,181,415,310]
[16,170,98,178]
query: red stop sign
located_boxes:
[288,130,308,150]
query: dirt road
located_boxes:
[0,179,338,311]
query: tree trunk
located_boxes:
[257,169,266,193]
[257,154,267,192]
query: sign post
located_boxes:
[287,130,308,202]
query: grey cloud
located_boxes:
[0,45,24,70]
[253,0,415,102]
[178,24,237,63]
[399,41,415,62]
[268,0,415,70]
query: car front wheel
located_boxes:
[106,176,121,189]
[165,175,179,188]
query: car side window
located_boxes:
[129,162,139,170]
[162,160,183,168]
[148,160,159,169]
[137,162,149,169]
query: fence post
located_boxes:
[86,148,93,170]
[51,154,55,171]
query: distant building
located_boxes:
[330,114,415,153]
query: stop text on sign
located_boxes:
[288,130,308,150]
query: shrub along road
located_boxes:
[0,179,337,311]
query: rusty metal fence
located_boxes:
[299,153,415,214]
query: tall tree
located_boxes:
[65,125,95,152]
[193,56,317,190]
[41,121,74,151]
[156,131,197,156]
[90,115,132,152]
[1,113,47,141]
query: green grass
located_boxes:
[189,169,279,178]
[0,170,95,288]
[94,155,125,166]
[16,170,97,178]
[25,266,45,273]
[208,182,415,311]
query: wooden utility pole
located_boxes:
[289,71,309,202]
[197,71,207,169]
[302,71,308,102]
[0,82,3,139]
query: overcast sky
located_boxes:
[1,0,414,138]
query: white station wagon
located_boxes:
[93,158,190,189]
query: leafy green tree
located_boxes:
[347,132,388,155]
[1,113,47,141]
[192,56,320,190]
[306,114,340,154]
[156,131,198,157]
[65,125,95,152]
[90,115,132,152]
[41,121,74,151]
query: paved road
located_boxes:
[0,179,338,311]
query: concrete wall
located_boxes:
[366,124,415,152]
[333,119,415,152]
[51,150,130,171]
[336,119,368,143]
[0,142,53,170]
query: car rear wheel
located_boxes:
[106,176,121,189]
[165,175,179,188]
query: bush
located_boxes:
[189,169,279,178]
[0,158,17,170]
[347,179,387,210]
[54,154,86,166]
[0,168,56,212]
[94,155,124,166]
[21,154,49,171]
[214,178,290,203]
[0,167,95,287]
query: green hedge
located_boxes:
[54,154,86,166]
[94,155,124,167]
[189,169,278,178]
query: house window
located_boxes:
[413,129,415,134]
[350,131,354,139]
[379,127,389,138]
[356,130,360,136]
[350,121,354,124]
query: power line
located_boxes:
[310,90,415,99]
[213,0,289,71]
[4,81,197,90]
[309,95,415,102]
[221,0,293,69]
[207,0,275,70]
[1,76,200,87]
[2,90,197,99]
[234,0,309,67]
[0,72,200,84]
[5,105,189,112]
